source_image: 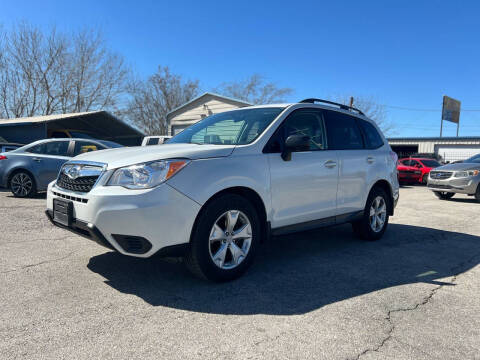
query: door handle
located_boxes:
[367,156,375,164]
[33,157,42,162]
[324,160,337,168]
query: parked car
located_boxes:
[0,138,122,197]
[398,157,441,184]
[0,142,23,153]
[45,99,399,281]
[397,162,422,185]
[427,153,480,201]
[141,136,171,146]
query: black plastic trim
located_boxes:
[271,211,363,236]
[299,98,365,116]
[155,243,189,257]
[111,234,152,255]
[45,210,114,250]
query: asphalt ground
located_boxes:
[1,186,479,359]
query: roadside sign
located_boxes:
[442,96,461,124]
[440,96,461,137]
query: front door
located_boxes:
[265,108,339,229]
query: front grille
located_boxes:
[52,191,88,203]
[399,170,415,174]
[429,171,452,180]
[56,172,99,193]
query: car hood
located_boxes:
[72,143,235,169]
[434,162,480,171]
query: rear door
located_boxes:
[324,110,368,215]
[25,140,72,189]
[265,108,339,229]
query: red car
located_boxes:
[397,162,422,184]
[398,157,442,184]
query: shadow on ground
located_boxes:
[87,223,480,315]
[448,197,479,204]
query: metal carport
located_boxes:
[0,111,144,146]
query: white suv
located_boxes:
[46,99,399,281]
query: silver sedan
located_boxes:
[427,153,480,201]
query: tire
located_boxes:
[422,174,428,185]
[9,171,37,198]
[433,191,454,200]
[352,187,389,241]
[475,185,480,203]
[185,194,261,282]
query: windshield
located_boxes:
[420,159,440,167]
[464,153,480,163]
[97,140,123,148]
[168,107,285,145]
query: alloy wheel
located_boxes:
[208,210,252,270]
[11,173,33,197]
[369,196,387,233]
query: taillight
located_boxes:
[0,155,7,160]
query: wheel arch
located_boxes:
[369,179,394,215]
[191,186,269,243]
[7,168,37,189]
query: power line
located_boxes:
[383,104,480,112]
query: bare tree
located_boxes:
[331,95,394,135]
[124,66,199,135]
[0,23,129,119]
[215,74,293,104]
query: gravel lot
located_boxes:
[1,186,479,359]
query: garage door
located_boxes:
[171,125,190,135]
[435,145,480,162]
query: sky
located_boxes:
[1,0,479,137]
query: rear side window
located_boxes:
[358,120,384,149]
[44,141,70,156]
[26,143,46,154]
[324,110,364,150]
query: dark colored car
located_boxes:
[0,142,23,153]
[398,158,441,184]
[0,138,122,197]
[397,162,422,184]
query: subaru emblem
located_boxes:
[64,165,81,180]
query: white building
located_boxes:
[388,137,480,162]
[166,92,251,136]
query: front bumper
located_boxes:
[46,181,201,258]
[427,175,480,195]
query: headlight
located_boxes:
[454,170,479,178]
[107,159,189,189]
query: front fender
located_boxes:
[167,155,272,219]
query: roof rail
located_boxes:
[299,98,365,116]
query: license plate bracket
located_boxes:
[53,199,73,227]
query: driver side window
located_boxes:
[264,109,327,153]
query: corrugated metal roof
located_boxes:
[388,136,480,141]
[0,111,103,125]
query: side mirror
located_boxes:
[281,135,310,161]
